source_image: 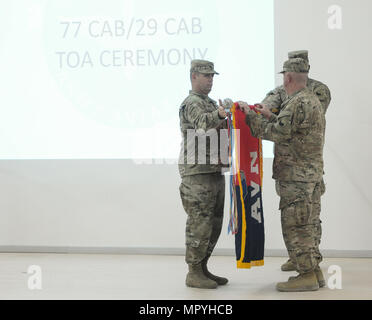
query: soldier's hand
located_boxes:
[217,99,227,118]
[218,105,227,119]
[254,103,272,119]
[237,101,250,114]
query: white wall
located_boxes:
[1,0,372,256]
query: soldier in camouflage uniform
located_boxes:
[262,51,330,276]
[239,58,326,291]
[178,60,229,289]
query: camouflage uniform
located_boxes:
[245,59,326,274]
[263,78,331,115]
[178,61,228,266]
[262,51,331,268]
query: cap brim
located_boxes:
[200,71,219,75]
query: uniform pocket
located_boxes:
[294,200,312,226]
[186,238,200,248]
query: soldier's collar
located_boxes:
[189,90,209,100]
[288,87,307,99]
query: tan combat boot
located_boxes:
[281,259,296,271]
[186,264,218,289]
[276,271,319,292]
[202,258,228,285]
[288,267,325,288]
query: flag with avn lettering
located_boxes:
[227,102,265,269]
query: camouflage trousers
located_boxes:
[276,179,325,274]
[179,173,225,266]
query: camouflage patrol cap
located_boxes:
[279,58,310,74]
[190,59,219,75]
[288,50,309,62]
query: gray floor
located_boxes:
[1,253,371,300]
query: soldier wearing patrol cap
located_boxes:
[262,50,330,276]
[263,50,331,115]
[190,59,220,75]
[178,59,228,289]
[239,57,326,291]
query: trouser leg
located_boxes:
[206,175,225,259]
[279,181,320,274]
[276,181,293,261]
[179,174,224,266]
[312,181,324,265]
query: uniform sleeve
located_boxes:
[184,101,224,131]
[262,86,285,115]
[245,106,293,143]
[216,119,228,129]
[313,84,331,114]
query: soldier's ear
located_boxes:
[191,72,200,81]
[287,73,293,83]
